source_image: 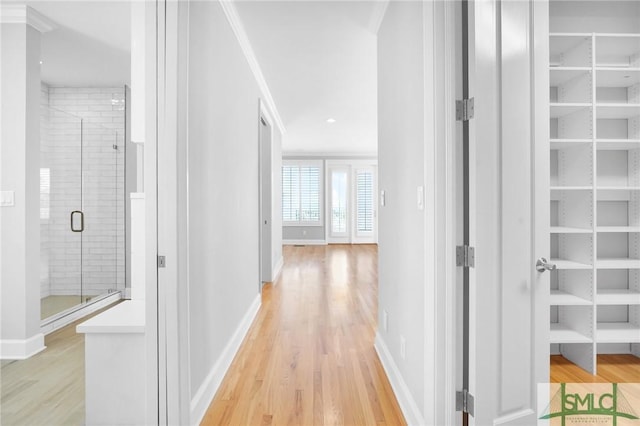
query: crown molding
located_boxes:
[0,5,56,33]
[219,0,286,135]
[368,0,390,35]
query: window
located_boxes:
[282,161,322,225]
[356,171,373,232]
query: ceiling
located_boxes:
[13,0,379,154]
[23,1,131,87]
[235,1,379,154]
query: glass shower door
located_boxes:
[40,104,126,322]
[80,121,125,304]
[40,107,83,319]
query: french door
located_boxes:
[327,164,377,244]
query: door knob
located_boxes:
[536,257,556,272]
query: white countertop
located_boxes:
[76,300,146,334]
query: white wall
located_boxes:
[0,22,43,357]
[377,0,427,419]
[377,2,458,422]
[186,0,282,401]
[550,0,640,33]
[271,130,283,275]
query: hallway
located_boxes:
[201,244,405,425]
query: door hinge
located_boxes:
[456,389,475,416]
[456,245,475,268]
[456,97,474,121]
[158,255,166,268]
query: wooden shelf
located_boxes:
[551,226,592,234]
[596,68,640,87]
[550,103,591,118]
[550,323,592,343]
[596,322,640,343]
[551,290,592,306]
[596,289,640,305]
[551,139,592,150]
[596,104,640,119]
[596,258,640,269]
[551,258,592,270]
[596,139,640,150]
[597,226,640,233]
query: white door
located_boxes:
[468,0,549,424]
[329,167,350,241]
[259,116,272,284]
[328,166,378,244]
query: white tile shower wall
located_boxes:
[41,85,125,298]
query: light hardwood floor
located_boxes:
[551,354,640,383]
[201,244,406,426]
[0,302,120,426]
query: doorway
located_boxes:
[327,161,378,244]
[259,109,273,287]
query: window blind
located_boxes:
[356,171,373,232]
[282,163,321,224]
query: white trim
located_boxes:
[283,239,327,246]
[368,0,390,35]
[0,5,56,32]
[272,255,284,282]
[374,333,425,426]
[0,333,45,360]
[493,409,535,425]
[40,292,122,335]
[219,1,286,135]
[189,294,261,426]
[283,151,378,159]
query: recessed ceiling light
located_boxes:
[39,61,43,65]
[326,118,336,124]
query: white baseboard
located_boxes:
[190,293,262,425]
[0,333,46,360]
[272,256,284,282]
[283,239,327,246]
[374,332,425,426]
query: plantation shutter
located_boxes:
[282,162,321,224]
[356,171,373,232]
[282,165,300,221]
[300,166,320,222]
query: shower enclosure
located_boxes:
[40,89,126,322]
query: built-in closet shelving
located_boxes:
[549,30,640,373]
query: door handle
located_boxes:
[536,257,556,272]
[70,210,84,232]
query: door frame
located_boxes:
[324,159,378,244]
[258,99,275,287]
[424,0,460,423]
